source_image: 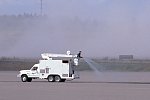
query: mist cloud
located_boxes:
[0,0,150,58]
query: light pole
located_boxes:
[40,0,43,15]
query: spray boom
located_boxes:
[41,51,82,66]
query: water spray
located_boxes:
[84,58,102,77]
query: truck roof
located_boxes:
[41,53,77,60]
[51,57,75,60]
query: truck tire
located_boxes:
[48,75,54,82]
[54,75,61,82]
[21,75,28,82]
[27,78,32,82]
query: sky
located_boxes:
[0,0,150,58]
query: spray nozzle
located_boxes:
[77,51,83,58]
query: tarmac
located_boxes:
[0,71,150,100]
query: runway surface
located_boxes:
[0,71,150,100]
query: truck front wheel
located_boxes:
[48,75,54,82]
[21,75,28,82]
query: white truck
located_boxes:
[17,51,81,82]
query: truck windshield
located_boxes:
[31,67,38,71]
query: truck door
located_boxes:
[62,60,69,77]
[30,66,39,77]
[69,63,73,77]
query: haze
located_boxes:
[0,0,150,58]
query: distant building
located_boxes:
[119,55,134,60]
